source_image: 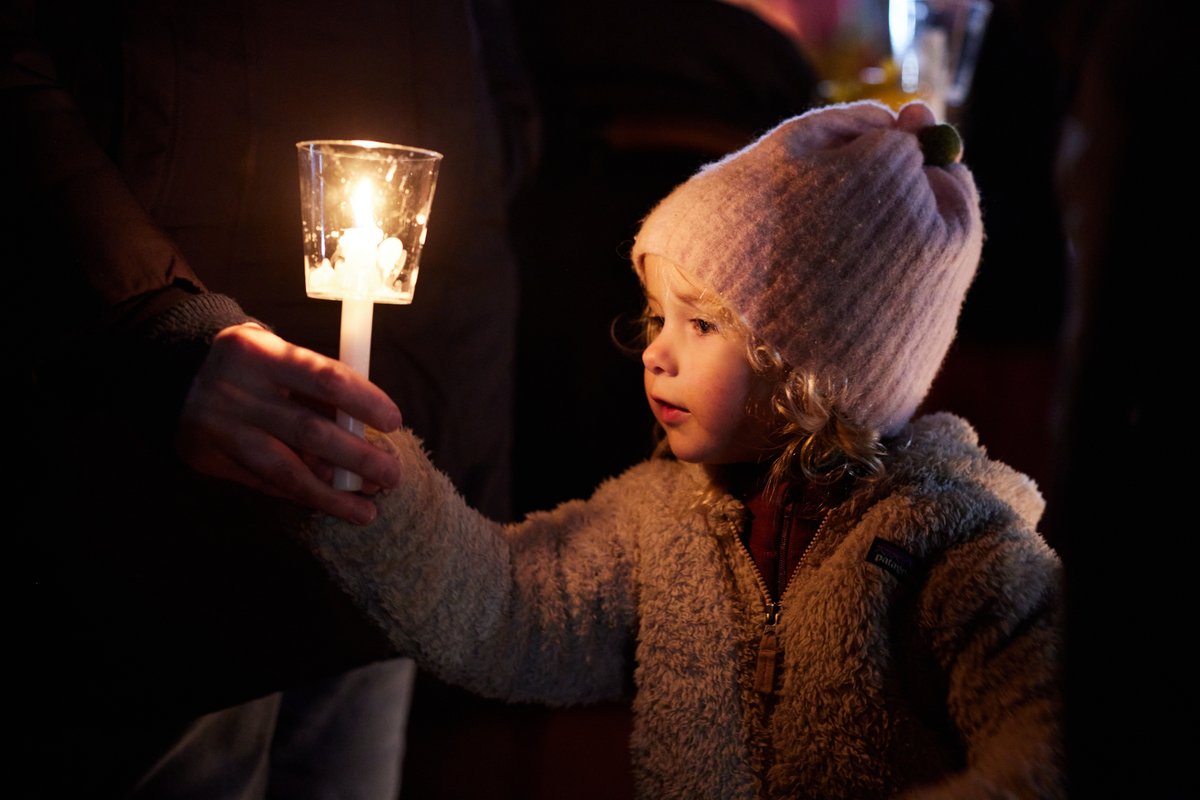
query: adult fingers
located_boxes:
[214,326,402,433]
[224,428,384,524]
[193,325,402,486]
[180,415,383,524]
[896,101,937,132]
[211,381,402,492]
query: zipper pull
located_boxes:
[754,603,780,694]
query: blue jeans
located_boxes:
[132,660,417,800]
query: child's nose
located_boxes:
[642,335,674,374]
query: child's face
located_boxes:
[641,255,775,465]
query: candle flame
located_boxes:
[351,179,375,228]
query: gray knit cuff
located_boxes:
[143,291,259,365]
[120,290,261,454]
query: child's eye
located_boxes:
[644,314,664,335]
[691,318,717,335]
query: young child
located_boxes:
[303,100,1063,799]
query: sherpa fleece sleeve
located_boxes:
[902,493,1065,800]
[302,427,639,706]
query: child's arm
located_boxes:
[300,428,639,706]
[905,511,1064,799]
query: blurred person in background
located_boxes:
[7,0,535,796]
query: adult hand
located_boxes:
[177,323,403,524]
[896,100,938,133]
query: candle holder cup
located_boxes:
[297,140,442,304]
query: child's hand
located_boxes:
[176,323,403,525]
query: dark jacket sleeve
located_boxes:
[2,11,250,450]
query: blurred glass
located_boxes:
[816,0,991,120]
[890,0,992,118]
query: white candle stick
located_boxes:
[333,295,374,491]
[332,179,383,491]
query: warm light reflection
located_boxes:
[889,0,916,60]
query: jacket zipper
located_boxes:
[776,502,793,604]
[749,511,830,695]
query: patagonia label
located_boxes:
[866,537,916,582]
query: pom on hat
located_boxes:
[631,100,983,436]
[917,123,963,166]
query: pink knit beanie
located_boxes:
[631,100,983,436]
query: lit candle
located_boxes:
[296,140,442,495]
[332,179,384,491]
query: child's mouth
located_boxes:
[654,397,688,423]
